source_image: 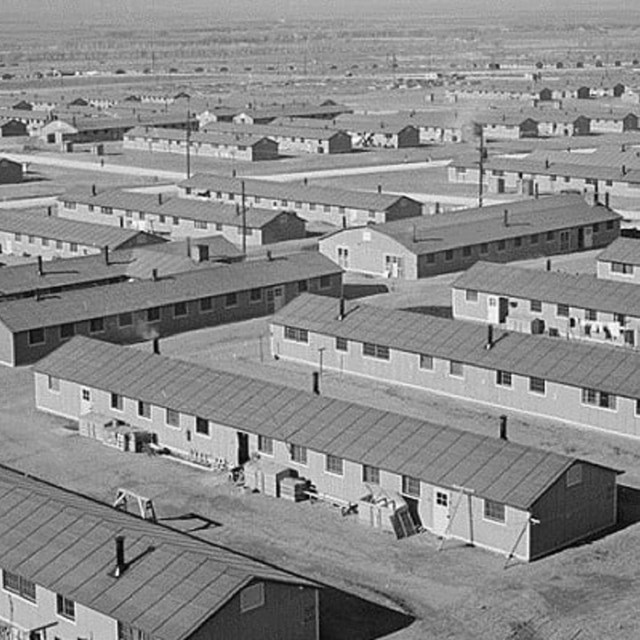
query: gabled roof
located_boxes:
[0,210,160,249]
[201,121,349,141]
[0,464,313,640]
[598,237,640,265]
[33,336,590,511]
[452,261,640,317]
[126,126,273,147]
[59,189,298,228]
[0,252,340,332]
[179,174,417,211]
[272,293,640,401]
[328,195,619,255]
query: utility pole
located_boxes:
[241,179,247,256]
[185,97,191,179]
[476,122,485,208]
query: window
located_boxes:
[297,279,308,294]
[195,417,209,436]
[566,464,583,488]
[426,253,435,264]
[138,212,145,221]
[48,375,60,392]
[42,237,49,247]
[546,231,555,241]
[101,206,113,215]
[581,388,617,410]
[449,360,464,377]
[586,309,597,322]
[240,583,265,613]
[290,444,307,464]
[63,201,76,210]
[56,594,75,620]
[166,408,180,427]
[484,499,505,523]
[258,435,273,455]
[362,465,380,484]
[323,205,331,213]
[530,233,539,245]
[215,223,223,231]
[435,491,448,506]
[606,220,615,230]
[462,246,472,257]
[81,389,91,402]
[111,393,123,411]
[514,236,523,247]
[194,220,208,230]
[27,235,35,244]
[445,249,454,261]
[284,326,309,343]
[28,328,45,345]
[158,215,166,224]
[480,243,489,254]
[138,400,151,419]
[118,622,150,640]
[496,370,512,387]
[225,292,238,308]
[530,299,542,313]
[593,223,600,233]
[611,262,634,275]
[402,475,421,497]
[529,376,546,395]
[56,240,63,249]
[200,297,213,312]
[14,232,22,241]
[249,288,262,303]
[556,303,570,317]
[326,454,343,475]
[319,275,332,289]
[89,317,104,333]
[3,571,36,602]
[172,217,180,226]
[173,302,188,318]
[336,337,348,352]
[119,312,133,327]
[147,307,160,322]
[362,343,390,360]
[68,243,78,253]
[309,203,316,211]
[60,323,75,340]
[615,313,626,325]
[497,239,506,251]
[465,289,479,302]
[419,354,434,370]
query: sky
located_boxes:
[4,0,640,26]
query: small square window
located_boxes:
[250,288,262,303]
[297,279,308,294]
[402,476,420,497]
[362,465,380,484]
[462,246,472,257]
[435,491,448,506]
[514,237,523,248]
[496,370,512,387]
[48,375,60,392]
[111,393,123,411]
[119,312,133,327]
[258,435,273,455]
[89,317,104,333]
[28,328,46,346]
[166,408,180,427]
[147,307,161,322]
[290,444,307,464]
[174,301,188,318]
[497,239,506,251]
[530,299,542,313]
[326,454,343,475]
[419,354,433,370]
[465,289,479,302]
[480,243,489,254]
[172,217,180,226]
[546,231,555,242]
[426,254,435,264]
[445,249,454,261]
[529,376,546,395]
[336,337,348,352]
[200,297,213,312]
[484,499,505,523]
[225,292,238,308]
[70,243,79,253]
[557,303,569,317]
[586,309,597,322]
[530,233,539,245]
[60,323,75,340]
[138,401,151,419]
[82,389,91,402]
[449,360,464,377]
[195,417,209,436]
[319,275,331,289]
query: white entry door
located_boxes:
[267,286,285,313]
[432,489,451,536]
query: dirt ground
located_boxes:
[2,248,639,640]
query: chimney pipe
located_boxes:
[158,192,163,205]
[499,415,508,441]
[91,183,96,196]
[151,268,158,281]
[503,209,509,227]
[103,245,109,265]
[303,177,308,186]
[114,535,126,577]
[152,338,160,355]
[546,258,552,271]
[485,324,494,350]
[605,192,610,208]
[47,206,52,217]
[339,297,345,320]
[377,184,382,194]
[186,236,191,258]
[266,250,273,261]
[37,256,44,276]
[312,371,320,395]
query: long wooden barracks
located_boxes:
[0,252,341,366]
[271,293,640,439]
[33,336,618,562]
[0,465,320,640]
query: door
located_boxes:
[487,297,499,324]
[560,230,570,251]
[237,432,250,465]
[266,286,285,313]
[432,489,451,536]
[582,226,593,248]
[498,297,509,324]
[497,178,505,193]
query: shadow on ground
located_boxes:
[320,586,414,640]
[402,305,453,319]
[343,283,389,299]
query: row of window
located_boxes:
[2,570,75,620]
[12,233,79,252]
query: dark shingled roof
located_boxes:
[0,210,161,249]
[179,174,419,212]
[322,195,620,255]
[34,336,596,511]
[272,293,640,401]
[452,261,640,317]
[0,252,339,332]
[0,465,314,640]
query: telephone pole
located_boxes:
[241,179,247,256]
[185,97,191,179]
[477,123,485,208]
